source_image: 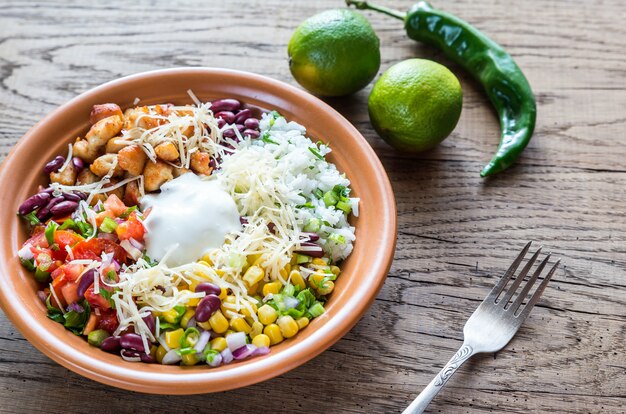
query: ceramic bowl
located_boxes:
[0,68,396,394]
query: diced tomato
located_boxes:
[98,310,119,334]
[50,267,64,280]
[61,282,79,305]
[104,194,127,216]
[50,274,68,308]
[100,263,119,283]
[95,210,115,227]
[25,231,48,249]
[54,230,84,251]
[72,238,127,263]
[115,213,145,242]
[84,286,111,310]
[62,263,84,282]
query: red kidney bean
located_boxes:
[235,124,245,132]
[216,118,226,129]
[268,222,276,234]
[142,313,155,335]
[121,349,141,360]
[240,217,248,225]
[18,192,51,215]
[71,157,85,171]
[222,128,237,138]
[195,282,221,297]
[215,111,235,124]
[36,196,64,221]
[77,269,95,299]
[101,336,121,353]
[43,156,65,174]
[39,187,54,195]
[62,192,82,202]
[50,200,79,217]
[243,129,260,139]
[140,352,155,363]
[234,109,252,124]
[120,333,145,352]
[194,295,221,322]
[244,118,260,130]
[302,232,320,241]
[211,99,241,112]
[295,244,324,257]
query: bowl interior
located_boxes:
[0,68,396,394]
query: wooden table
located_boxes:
[1,1,624,412]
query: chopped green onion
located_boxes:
[308,302,325,318]
[262,131,279,145]
[106,270,116,281]
[282,283,296,297]
[308,147,325,161]
[99,216,118,233]
[180,327,201,348]
[20,211,41,226]
[204,348,220,362]
[328,233,346,245]
[59,219,76,230]
[44,221,58,245]
[335,200,352,214]
[322,191,338,207]
[313,188,324,199]
[75,220,93,238]
[303,218,321,233]
[295,254,311,264]
[296,202,314,209]
[176,347,197,356]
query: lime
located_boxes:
[288,9,380,97]
[368,59,463,152]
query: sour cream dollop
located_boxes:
[140,173,241,266]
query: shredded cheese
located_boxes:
[58,144,73,173]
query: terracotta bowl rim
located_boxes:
[0,67,397,394]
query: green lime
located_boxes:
[288,9,380,97]
[368,59,463,152]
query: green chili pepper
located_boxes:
[346,0,536,177]
[44,221,58,245]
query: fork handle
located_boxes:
[402,344,475,414]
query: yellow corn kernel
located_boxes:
[279,267,288,280]
[178,282,190,291]
[156,345,167,363]
[262,281,282,296]
[188,280,199,292]
[247,253,261,265]
[263,324,283,345]
[230,317,252,334]
[289,270,306,290]
[330,265,340,276]
[210,337,228,352]
[181,353,199,366]
[247,283,258,295]
[200,256,213,266]
[165,328,185,348]
[277,315,299,338]
[243,265,264,286]
[252,334,270,348]
[225,329,236,336]
[318,281,335,296]
[162,308,180,324]
[257,304,278,325]
[284,263,291,274]
[312,258,327,266]
[250,321,264,338]
[296,317,309,330]
[197,320,211,330]
[180,309,196,329]
[152,310,162,317]
[308,274,325,290]
[215,269,226,277]
[245,315,255,326]
[209,310,229,333]
[241,302,258,318]
[219,287,227,300]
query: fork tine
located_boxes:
[498,247,542,307]
[508,253,551,313]
[515,259,559,319]
[486,241,532,302]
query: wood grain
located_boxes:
[1,0,625,413]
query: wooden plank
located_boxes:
[0,0,625,413]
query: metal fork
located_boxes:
[403,241,560,414]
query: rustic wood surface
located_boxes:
[1,0,625,412]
